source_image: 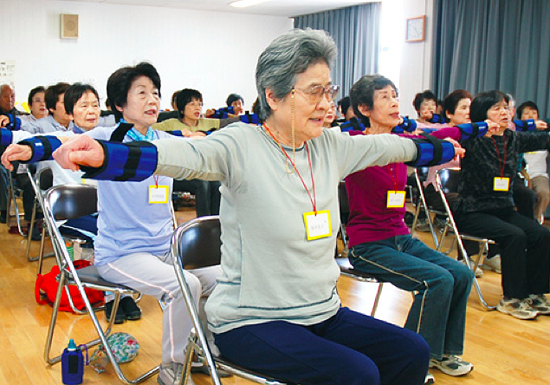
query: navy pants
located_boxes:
[214,307,429,385]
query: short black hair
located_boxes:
[106,62,161,122]
[517,101,539,120]
[64,83,99,115]
[226,93,243,107]
[470,90,510,123]
[45,82,71,113]
[337,96,351,118]
[350,74,397,127]
[27,86,45,107]
[413,90,437,112]
[176,88,202,113]
[443,89,472,121]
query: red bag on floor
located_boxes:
[35,259,104,312]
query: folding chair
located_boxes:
[6,166,25,235]
[410,167,444,248]
[25,166,54,262]
[42,184,158,384]
[435,169,497,310]
[171,216,288,385]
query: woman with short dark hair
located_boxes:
[454,90,550,320]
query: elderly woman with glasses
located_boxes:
[44,29,462,385]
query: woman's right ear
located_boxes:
[357,104,371,118]
[265,88,279,112]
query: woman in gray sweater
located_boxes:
[49,29,461,385]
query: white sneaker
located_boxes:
[496,297,539,320]
[158,362,195,385]
[474,266,483,278]
[429,356,473,376]
[425,372,435,384]
[482,254,502,274]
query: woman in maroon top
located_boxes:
[346,75,477,381]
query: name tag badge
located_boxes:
[493,177,510,191]
[149,185,169,204]
[303,210,332,241]
[387,191,406,208]
[81,178,98,187]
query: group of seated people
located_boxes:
[1,28,550,385]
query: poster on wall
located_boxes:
[0,60,16,88]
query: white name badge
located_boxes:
[303,210,332,241]
[493,177,510,191]
[387,191,406,208]
[149,185,169,204]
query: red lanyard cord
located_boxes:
[263,124,317,214]
[386,164,399,192]
[491,136,507,177]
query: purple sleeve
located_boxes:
[430,126,461,141]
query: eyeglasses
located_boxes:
[295,84,340,104]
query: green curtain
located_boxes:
[432,0,550,117]
[294,3,381,97]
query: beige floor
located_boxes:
[1,207,549,384]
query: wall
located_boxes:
[0,0,293,111]
[393,0,436,117]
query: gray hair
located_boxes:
[255,28,337,121]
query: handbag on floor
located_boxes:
[35,259,104,312]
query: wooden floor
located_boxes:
[1,207,550,385]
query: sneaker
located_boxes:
[528,294,550,315]
[425,372,435,384]
[105,300,126,324]
[474,266,483,278]
[158,362,195,385]
[496,297,539,320]
[482,254,502,274]
[429,356,473,377]
[120,296,142,321]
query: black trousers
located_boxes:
[455,207,550,299]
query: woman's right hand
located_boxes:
[1,144,32,171]
[53,134,105,171]
[0,115,9,127]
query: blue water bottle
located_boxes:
[61,339,84,385]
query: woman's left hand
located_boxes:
[535,120,548,130]
[53,134,105,171]
[445,137,465,160]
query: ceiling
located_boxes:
[53,0,374,17]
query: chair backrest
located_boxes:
[437,168,461,195]
[39,168,53,191]
[45,184,97,221]
[42,184,98,269]
[338,181,350,225]
[172,216,221,270]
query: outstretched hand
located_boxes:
[0,115,9,128]
[1,144,32,171]
[444,137,465,161]
[484,119,500,136]
[535,120,549,130]
[52,135,105,171]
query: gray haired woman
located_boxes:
[44,29,462,385]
